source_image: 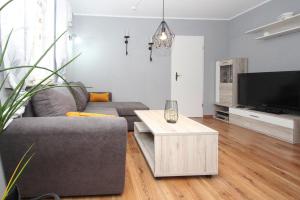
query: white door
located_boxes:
[171,36,204,117]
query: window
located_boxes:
[0,0,72,88]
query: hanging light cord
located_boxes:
[162,0,165,21]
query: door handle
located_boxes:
[176,72,182,81]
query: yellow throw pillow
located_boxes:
[66,112,115,117]
[89,92,110,102]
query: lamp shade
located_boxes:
[152,20,175,48]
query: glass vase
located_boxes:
[164,100,178,123]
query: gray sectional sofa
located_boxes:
[0,82,148,197]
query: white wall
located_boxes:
[67,16,229,114]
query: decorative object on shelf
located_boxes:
[164,100,178,123]
[263,31,270,37]
[124,30,130,56]
[152,0,175,48]
[148,37,154,62]
[278,12,294,21]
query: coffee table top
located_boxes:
[135,110,218,136]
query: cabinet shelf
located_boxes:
[216,110,229,115]
[215,116,229,123]
[214,103,230,123]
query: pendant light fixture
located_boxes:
[152,0,175,48]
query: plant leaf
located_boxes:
[0,30,13,67]
[1,144,34,200]
[0,0,13,12]
[5,154,34,194]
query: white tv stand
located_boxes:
[229,107,300,144]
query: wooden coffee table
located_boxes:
[134,110,218,177]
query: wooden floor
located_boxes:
[68,118,300,200]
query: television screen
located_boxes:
[238,71,300,112]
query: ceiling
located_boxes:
[69,0,271,20]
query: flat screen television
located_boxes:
[238,71,300,114]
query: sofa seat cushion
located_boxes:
[87,102,149,116]
[124,116,141,131]
[84,106,119,116]
[32,87,77,117]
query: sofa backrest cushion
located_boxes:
[32,87,77,117]
[69,84,88,111]
[74,81,89,100]
[22,101,35,117]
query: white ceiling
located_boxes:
[70,0,271,20]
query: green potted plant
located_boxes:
[0,1,80,200]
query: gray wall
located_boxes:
[229,0,300,72]
[67,16,229,114]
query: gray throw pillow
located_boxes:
[69,84,88,111]
[32,87,77,117]
[75,82,89,101]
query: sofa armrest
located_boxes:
[88,92,112,102]
[0,116,127,197]
[4,116,125,136]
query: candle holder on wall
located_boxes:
[148,42,154,62]
[124,35,130,56]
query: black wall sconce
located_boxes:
[148,36,154,62]
[124,30,130,56]
[148,42,154,62]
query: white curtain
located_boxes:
[26,0,55,84]
[0,0,27,88]
[0,0,72,87]
[55,0,72,83]
[0,0,72,120]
